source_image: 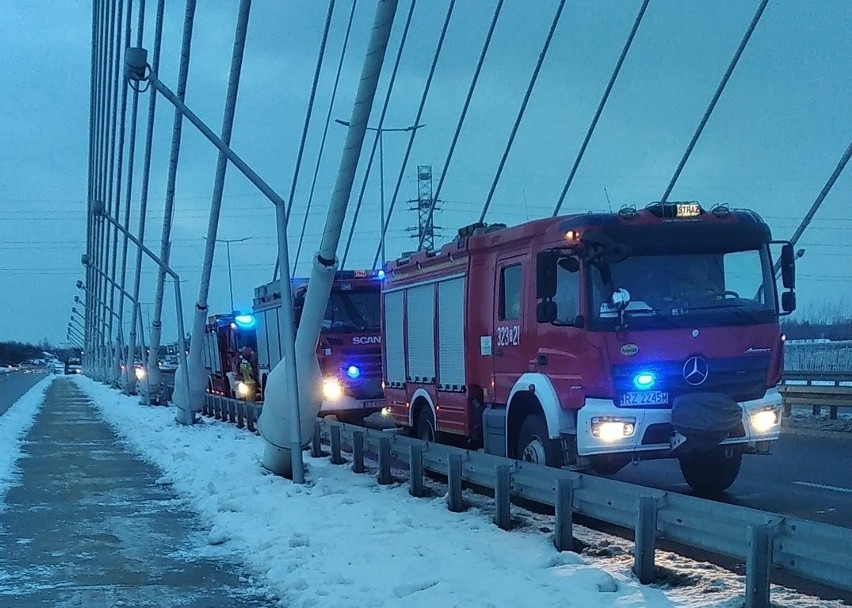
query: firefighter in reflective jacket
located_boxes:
[238,347,256,402]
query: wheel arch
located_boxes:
[408,388,436,428]
[506,373,576,456]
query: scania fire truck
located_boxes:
[253,270,385,421]
[382,202,796,494]
[203,312,259,400]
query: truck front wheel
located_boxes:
[516,414,562,467]
[679,448,742,496]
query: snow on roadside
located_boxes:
[74,377,844,608]
[0,375,54,500]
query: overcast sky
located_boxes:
[1,0,850,345]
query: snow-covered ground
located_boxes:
[0,375,53,498]
[57,377,848,608]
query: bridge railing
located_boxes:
[204,392,852,604]
[779,371,852,419]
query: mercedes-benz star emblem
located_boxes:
[683,356,709,385]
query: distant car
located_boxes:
[64,358,82,375]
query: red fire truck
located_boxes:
[382,202,796,494]
[203,312,259,399]
[253,270,385,421]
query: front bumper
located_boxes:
[319,394,385,414]
[576,389,782,457]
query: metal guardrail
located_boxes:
[780,372,852,419]
[204,393,851,606]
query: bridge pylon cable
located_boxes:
[294,0,359,273]
[552,0,649,217]
[416,0,504,252]
[371,0,456,270]
[478,0,566,224]
[340,0,417,269]
[660,0,770,203]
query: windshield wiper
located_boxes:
[684,303,768,322]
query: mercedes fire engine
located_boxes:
[253,270,385,420]
[382,202,796,494]
[202,312,259,400]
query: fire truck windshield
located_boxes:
[322,290,380,332]
[588,247,777,329]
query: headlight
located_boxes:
[322,377,343,401]
[750,407,780,433]
[135,367,145,380]
[237,381,249,397]
[381,407,392,417]
[591,416,636,442]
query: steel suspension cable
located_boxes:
[415,0,504,251]
[552,0,648,217]
[127,0,166,381]
[370,0,456,269]
[107,0,127,357]
[85,0,102,354]
[660,0,770,203]
[271,0,336,281]
[340,0,416,269]
[293,0,358,272]
[478,0,566,224]
[119,0,146,358]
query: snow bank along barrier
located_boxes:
[204,395,851,607]
[780,371,852,419]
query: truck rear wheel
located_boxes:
[415,409,436,442]
[517,414,562,467]
[679,448,742,496]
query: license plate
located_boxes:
[362,400,385,408]
[619,391,669,406]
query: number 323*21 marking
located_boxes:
[496,326,520,347]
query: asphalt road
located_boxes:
[0,369,49,415]
[611,430,852,528]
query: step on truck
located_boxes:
[382,202,797,494]
[253,270,386,422]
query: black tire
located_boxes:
[516,414,562,467]
[415,408,436,442]
[679,448,742,496]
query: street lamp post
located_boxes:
[334,119,424,265]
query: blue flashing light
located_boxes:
[346,365,361,379]
[234,314,256,329]
[633,372,655,389]
[376,269,386,280]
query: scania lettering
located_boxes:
[253,270,385,421]
[382,203,796,495]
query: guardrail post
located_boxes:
[554,477,574,552]
[330,425,344,465]
[247,404,256,432]
[236,401,245,429]
[633,496,657,584]
[448,453,465,512]
[829,405,838,420]
[494,464,511,530]
[409,444,424,497]
[745,524,771,608]
[311,421,323,458]
[228,400,237,424]
[378,436,392,485]
[812,404,821,417]
[352,431,365,473]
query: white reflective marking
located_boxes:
[793,481,852,494]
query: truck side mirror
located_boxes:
[780,243,795,289]
[536,251,558,300]
[536,301,557,324]
[781,290,796,313]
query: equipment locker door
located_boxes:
[492,255,529,403]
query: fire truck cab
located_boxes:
[383,202,796,494]
[253,270,385,421]
[203,312,258,399]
